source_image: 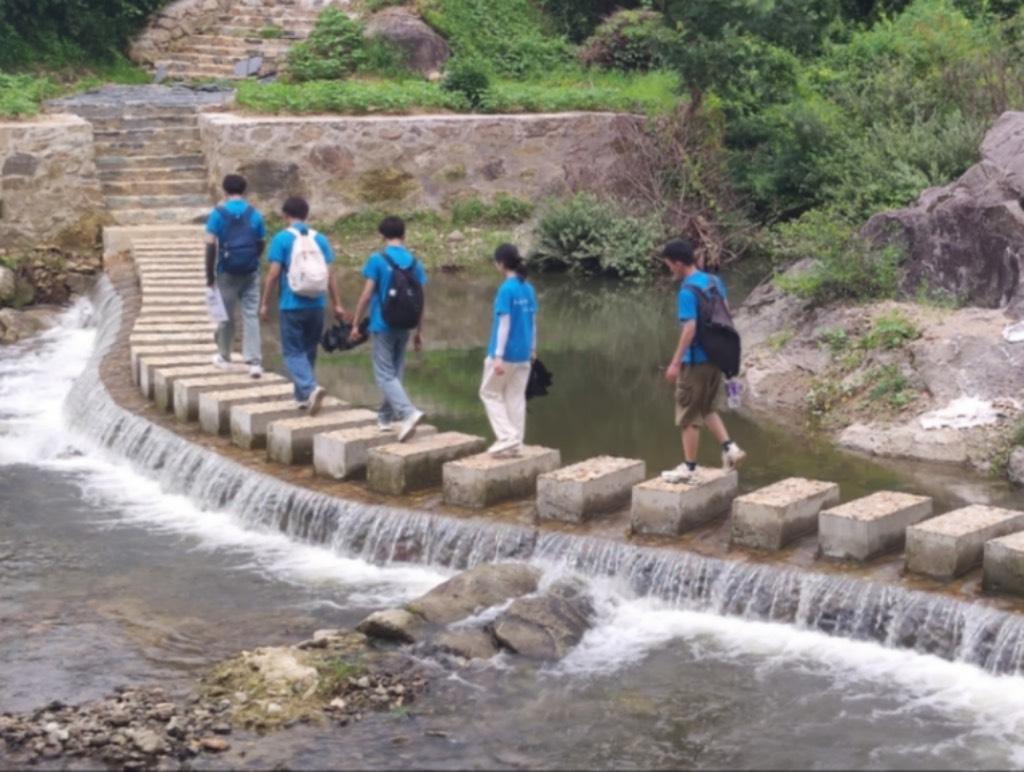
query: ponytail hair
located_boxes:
[494,243,528,280]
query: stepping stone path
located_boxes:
[138,354,222,396]
[174,373,285,422]
[907,505,1024,580]
[537,456,646,523]
[819,491,934,562]
[267,410,379,465]
[199,383,297,435]
[368,432,487,496]
[731,477,840,551]
[984,532,1024,595]
[443,447,562,509]
[313,424,438,481]
[231,398,348,451]
[631,468,738,536]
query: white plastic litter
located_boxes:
[1003,321,1024,343]
[919,396,1002,430]
[205,286,228,323]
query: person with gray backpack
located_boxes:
[259,196,348,415]
[205,174,266,378]
[349,216,427,443]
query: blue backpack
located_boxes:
[217,204,260,275]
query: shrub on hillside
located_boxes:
[580,10,677,72]
[540,0,634,42]
[441,58,490,108]
[288,7,404,81]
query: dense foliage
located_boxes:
[287,7,404,81]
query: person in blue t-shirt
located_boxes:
[479,244,538,457]
[205,174,266,378]
[660,238,746,483]
[259,196,348,415]
[349,216,428,442]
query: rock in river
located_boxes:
[407,562,542,625]
[491,580,595,660]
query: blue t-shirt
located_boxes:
[678,271,728,365]
[206,199,266,274]
[267,224,335,312]
[362,245,428,334]
[488,277,537,363]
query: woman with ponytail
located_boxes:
[480,244,538,457]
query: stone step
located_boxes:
[983,532,1024,596]
[313,424,438,481]
[152,364,233,411]
[157,62,245,79]
[367,432,488,496]
[162,50,287,66]
[96,154,207,172]
[537,456,646,524]
[133,322,214,336]
[110,207,211,227]
[95,142,204,160]
[231,398,348,450]
[631,468,738,536]
[94,126,201,143]
[199,382,297,435]
[89,114,200,131]
[181,41,295,57]
[267,409,378,465]
[442,447,562,509]
[132,314,210,326]
[139,279,207,290]
[131,343,218,381]
[175,373,285,422]
[730,478,840,551]
[137,353,220,395]
[819,491,934,562]
[129,332,214,347]
[99,167,208,185]
[107,193,211,210]
[102,179,209,197]
[907,504,1024,581]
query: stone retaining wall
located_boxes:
[198,112,641,218]
[0,115,102,248]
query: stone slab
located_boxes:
[231,398,348,450]
[153,364,228,411]
[819,491,934,562]
[129,331,213,345]
[731,477,841,551]
[130,343,217,381]
[313,424,438,480]
[367,432,487,496]
[442,447,562,509]
[907,504,1024,580]
[983,531,1024,596]
[266,409,378,465]
[198,383,297,435]
[133,321,215,334]
[132,315,211,326]
[138,353,223,395]
[103,224,202,257]
[537,456,646,523]
[174,373,284,422]
[631,468,738,536]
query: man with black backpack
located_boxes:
[349,216,427,443]
[660,239,746,483]
[205,174,267,378]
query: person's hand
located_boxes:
[414,332,423,353]
[530,351,538,363]
[334,305,351,322]
[665,361,680,384]
[348,326,363,344]
[259,304,269,323]
[494,358,506,376]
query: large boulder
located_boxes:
[0,307,52,344]
[490,580,595,660]
[861,111,1024,313]
[1009,447,1024,487]
[365,7,450,77]
[356,608,424,644]
[0,266,15,306]
[407,563,542,625]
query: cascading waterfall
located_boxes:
[69,276,1024,676]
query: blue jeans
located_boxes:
[216,271,261,365]
[372,330,417,423]
[280,307,324,402]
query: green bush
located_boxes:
[580,10,677,72]
[451,195,534,225]
[531,194,660,279]
[441,58,491,108]
[862,311,921,350]
[0,74,60,118]
[540,0,630,42]
[287,7,404,81]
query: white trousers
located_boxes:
[479,357,531,445]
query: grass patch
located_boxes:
[866,364,916,410]
[316,656,363,698]
[862,311,921,351]
[767,329,793,352]
[0,57,150,119]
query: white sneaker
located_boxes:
[398,409,424,442]
[378,419,394,433]
[309,386,327,417]
[248,363,263,379]
[661,464,696,484]
[488,439,521,457]
[722,443,747,471]
[212,354,233,370]
[296,400,310,411]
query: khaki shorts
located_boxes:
[675,363,723,427]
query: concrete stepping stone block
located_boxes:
[819,491,934,562]
[313,424,438,480]
[174,373,285,422]
[129,331,213,346]
[138,354,221,395]
[538,456,646,523]
[631,468,738,536]
[443,446,562,509]
[731,477,840,551]
[983,532,1024,596]
[131,344,217,380]
[907,504,1024,580]
[367,432,487,496]
[198,383,296,435]
[132,315,211,326]
[153,364,228,411]
[132,321,214,334]
[231,398,348,450]
[267,409,378,465]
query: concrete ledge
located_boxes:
[731,477,840,551]
[631,469,738,536]
[173,373,283,422]
[984,532,1024,596]
[367,432,487,496]
[152,364,227,411]
[443,447,562,509]
[907,505,1024,580]
[819,491,934,562]
[230,398,347,450]
[138,354,219,395]
[313,424,438,480]
[131,344,217,381]
[537,456,646,523]
[198,383,296,435]
[266,409,378,465]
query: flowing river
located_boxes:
[3,270,1024,769]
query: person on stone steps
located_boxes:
[205,174,266,378]
[660,238,746,483]
[259,196,348,415]
[480,244,538,458]
[349,216,427,443]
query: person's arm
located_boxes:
[260,263,281,322]
[328,269,348,321]
[414,296,426,352]
[204,235,217,288]
[665,321,696,383]
[531,318,538,362]
[492,314,510,374]
[350,279,375,342]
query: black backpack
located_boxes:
[684,281,742,378]
[217,205,260,275]
[381,251,424,330]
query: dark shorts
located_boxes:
[675,363,723,427]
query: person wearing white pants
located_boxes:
[479,244,538,457]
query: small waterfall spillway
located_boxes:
[55,274,1024,678]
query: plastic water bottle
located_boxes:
[726,378,743,410]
